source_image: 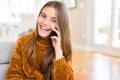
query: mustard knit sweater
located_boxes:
[5,33,74,80]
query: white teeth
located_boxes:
[42,27,47,30]
[41,26,49,31]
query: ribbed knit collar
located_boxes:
[37,35,52,47]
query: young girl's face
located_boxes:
[37,6,58,37]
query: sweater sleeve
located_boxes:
[52,57,74,80]
[5,38,25,80]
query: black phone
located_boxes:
[49,30,58,37]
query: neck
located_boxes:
[37,35,52,46]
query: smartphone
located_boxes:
[49,30,58,37]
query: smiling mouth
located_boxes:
[40,25,50,31]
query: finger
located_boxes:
[50,36,58,40]
[55,26,61,33]
[55,26,59,31]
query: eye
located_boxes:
[52,20,56,23]
[40,14,46,18]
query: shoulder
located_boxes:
[16,32,33,46]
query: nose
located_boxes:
[43,18,49,25]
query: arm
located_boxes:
[52,57,74,80]
[5,38,25,80]
[50,28,74,80]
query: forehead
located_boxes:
[41,6,57,17]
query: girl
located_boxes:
[6,1,74,80]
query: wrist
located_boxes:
[55,49,63,60]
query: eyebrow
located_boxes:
[40,12,45,15]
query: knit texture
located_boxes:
[5,33,74,80]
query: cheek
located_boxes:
[37,19,41,24]
[37,17,42,24]
[50,23,56,29]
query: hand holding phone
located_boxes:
[49,28,58,37]
[49,30,58,37]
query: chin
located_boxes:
[38,32,49,38]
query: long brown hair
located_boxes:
[25,1,72,80]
